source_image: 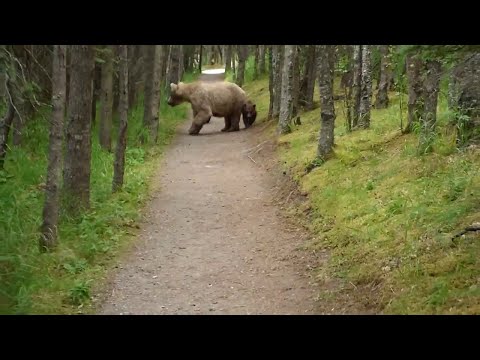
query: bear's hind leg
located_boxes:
[221,116,231,132]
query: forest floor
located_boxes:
[97,73,371,315]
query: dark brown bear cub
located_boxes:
[242,100,257,129]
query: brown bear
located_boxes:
[167,81,247,135]
[242,100,257,129]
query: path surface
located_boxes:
[98,72,319,315]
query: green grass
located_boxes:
[0,77,193,314]
[242,73,480,314]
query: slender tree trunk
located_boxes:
[259,45,266,75]
[404,53,425,134]
[160,45,169,90]
[268,46,274,119]
[167,45,180,95]
[273,45,284,118]
[231,47,236,75]
[0,100,14,170]
[358,45,372,129]
[305,45,317,110]
[278,45,295,134]
[128,45,142,109]
[112,45,129,192]
[375,45,390,109]
[39,45,67,252]
[91,58,101,124]
[351,45,362,128]
[236,45,248,87]
[225,45,232,72]
[317,45,336,158]
[292,46,300,117]
[198,45,203,73]
[143,46,162,143]
[419,59,442,152]
[99,45,114,151]
[63,45,94,213]
[253,45,259,80]
[178,45,184,81]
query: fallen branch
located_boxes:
[452,223,480,241]
[284,190,294,205]
[247,155,257,164]
[243,139,269,154]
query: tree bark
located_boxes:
[420,59,442,152]
[99,45,114,152]
[301,45,317,110]
[178,45,184,81]
[272,45,284,118]
[358,45,372,129]
[278,45,295,134]
[143,46,162,143]
[253,45,259,80]
[259,45,266,75]
[167,45,180,96]
[292,46,300,117]
[375,45,391,109]
[351,45,362,128]
[317,45,336,158]
[268,46,274,119]
[236,45,248,87]
[0,101,14,169]
[225,45,232,72]
[63,45,94,213]
[39,45,67,252]
[112,45,129,192]
[404,53,425,134]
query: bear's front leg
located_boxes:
[189,110,211,135]
[227,113,241,132]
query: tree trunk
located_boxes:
[292,46,300,117]
[278,45,295,135]
[0,102,14,169]
[160,45,169,90]
[198,45,203,73]
[178,45,184,81]
[404,53,425,134]
[99,45,114,152]
[112,45,129,192]
[253,45,259,80]
[358,45,372,129]
[375,45,391,109]
[419,59,442,152]
[128,45,142,109]
[259,45,266,75]
[225,45,232,72]
[300,45,317,110]
[236,45,248,87]
[167,45,180,94]
[317,45,336,158]
[63,45,94,213]
[272,45,284,118]
[143,46,162,143]
[91,58,101,124]
[268,46,274,119]
[39,45,67,252]
[351,45,362,128]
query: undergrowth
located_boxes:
[242,71,480,314]
[0,73,194,314]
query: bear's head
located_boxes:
[167,82,186,107]
[242,100,257,128]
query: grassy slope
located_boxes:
[0,74,195,314]
[242,74,480,314]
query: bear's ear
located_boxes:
[178,82,184,86]
[170,83,177,92]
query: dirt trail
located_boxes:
[98,72,321,315]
